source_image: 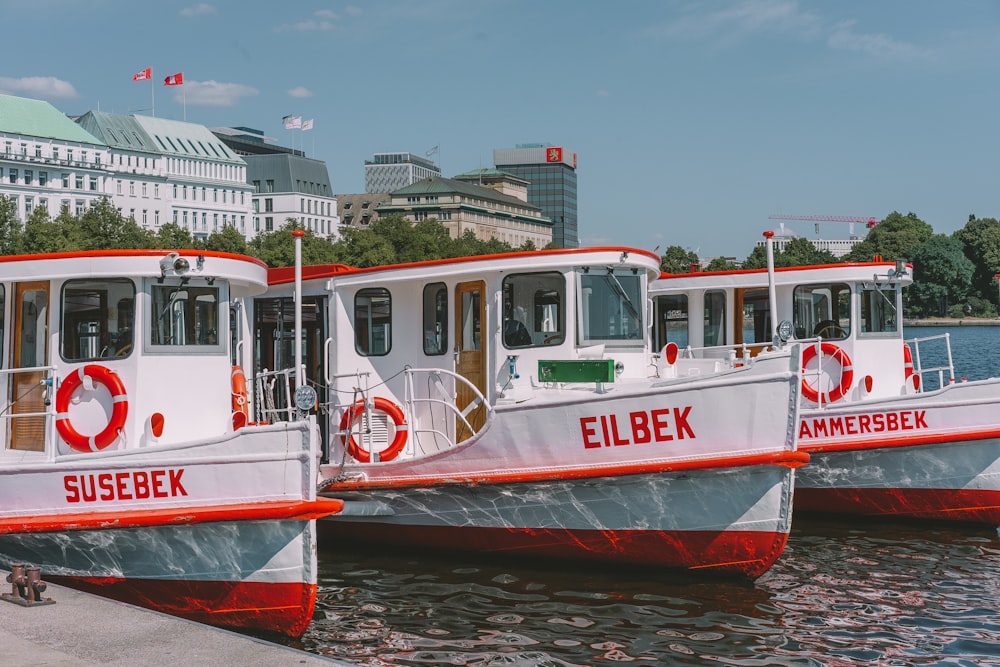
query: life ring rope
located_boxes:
[55,364,129,452]
[231,365,250,430]
[339,396,408,463]
[801,342,854,404]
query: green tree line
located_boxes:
[0,196,541,269]
[4,198,995,318]
[659,211,1000,319]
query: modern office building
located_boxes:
[493,144,578,248]
[213,127,339,238]
[0,94,110,221]
[376,175,552,247]
[364,152,440,193]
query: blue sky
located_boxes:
[2,0,998,259]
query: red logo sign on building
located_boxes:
[546,147,563,163]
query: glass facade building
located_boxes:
[365,152,441,193]
[493,145,578,248]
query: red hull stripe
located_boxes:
[320,522,789,579]
[0,497,343,535]
[330,450,808,491]
[795,487,1000,524]
[800,425,1000,454]
[48,576,317,638]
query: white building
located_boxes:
[0,94,111,220]
[364,152,440,193]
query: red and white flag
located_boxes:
[132,67,151,81]
[163,72,184,86]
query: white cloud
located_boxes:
[274,19,334,32]
[180,3,216,17]
[596,89,610,98]
[344,5,363,17]
[0,76,78,100]
[288,87,314,98]
[176,80,259,107]
[828,20,923,60]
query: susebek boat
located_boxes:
[254,246,807,579]
[0,249,341,638]
[651,235,1000,525]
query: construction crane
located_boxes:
[768,214,879,238]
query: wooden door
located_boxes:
[455,281,486,441]
[9,281,49,451]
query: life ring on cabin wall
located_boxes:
[339,397,408,463]
[231,365,250,430]
[55,364,129,453]
[801,343,854,404]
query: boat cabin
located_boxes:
[255,247,665,461]
[650,259,933,404]
[0,250,267,460]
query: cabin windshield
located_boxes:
[860,286,900,336]
[61,279,135,360]
[147,279,226,353]
[578,269,643,346]
[792,283,851,340]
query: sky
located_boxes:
[2,0,999,259]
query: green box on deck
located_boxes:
[538,359,616,383]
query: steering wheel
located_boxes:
[813,320,846,339]
[115,344,133,357]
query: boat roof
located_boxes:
[268,246,662,286]
[653,261,913,290]
[0,249,269,296]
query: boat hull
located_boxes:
[324,464,796,579]
[0,518,318,637]
[795,380,1000,524]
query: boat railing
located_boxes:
[402,367,492,455]
[0,365,58,458]
[252,366,303,424]
[905,332,956,391]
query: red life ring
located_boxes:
[902,344,920,391]
[801,343,854,404]
[231,365,249,430]
[339,397,407,463]
[56,365,129,452]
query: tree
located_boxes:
[77,198,153,249]
[742,237,838,269]
[0,195,24,255]
[248,222,337,267]
[842,212,933,263]
[22,205,80,254]
[659,246,700,274]
[204,225,249,255]
[704,256,734,272]
[905,235,975,317]
[153,222,199,249]
[953,216,1000,303]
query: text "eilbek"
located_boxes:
[581,407,695,449]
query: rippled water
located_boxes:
[300,326,1000,665]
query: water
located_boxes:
[300,326,1000,665]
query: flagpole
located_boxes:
[151,76,155,117]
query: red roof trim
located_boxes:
[0,249,267,269]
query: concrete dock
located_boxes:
[0,576,349,666]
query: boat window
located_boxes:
[423,283,448,355]
[860,287,899,335]
[355,288,391,356]
[579,269,643,347]
[502,272,565,349]
[704,290,726,346]
[738,288,771,345]
[653,294,688,350]
[61,279,136,361]
[792,284,851,340]
[147,280,226,353]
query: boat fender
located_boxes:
[339,397,408,463]
[801,343,853,404]
[56,364,129,452]
[232,365,250,430]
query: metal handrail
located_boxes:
[905,332,955,390]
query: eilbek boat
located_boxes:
[651,234,1000,525]
[0,249,341,638]
[253,246,807,578]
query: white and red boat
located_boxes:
[0,249,341,638]
[651,237,1000,525]
[254,246,806,578]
